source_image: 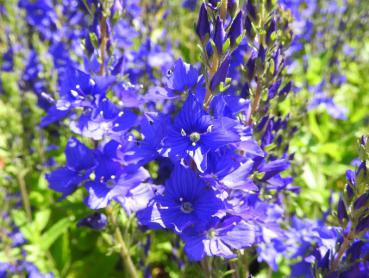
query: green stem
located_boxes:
[106,207,139,278]
[98,15,107,76]
[203,51,220,111]
[332,231,354,271]
[248,78,262,125]
[241,251,249,277]
[230,260,240,278]
[220,0,228,21]
[201,256,212,278]
[17,169,32,221]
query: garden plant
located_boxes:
[1,0,369,277]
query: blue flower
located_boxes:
[203,148,258,191]
[138,166,223,233]
[1,47,13,72]
[9,227,26,247]
[181,216,256,261]
[182,0,197,11]
[117,183,163,214]
[69,98,137,140]
[18,0,58,41]
[165,59,198,92]
[84,167,150,210]
[129,113,170,166]
[41,67,115,127]
[164,94,240,172]
[78,213,108,230]
[46,137,96,199]
[308,83,347,120]
[84,141,150,209]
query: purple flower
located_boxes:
[18,0,58,41]
[138,166,223,233]
[246,0,257,21]
[9,227,26,247]
[129,113,170,165]
[46,137,96,199]
[41,67,115,127]
[84,141,149,209]
[181,217,256,261]
[78,213,108,230]
[165,59,198,91]
[164,94,240,172]
[69,98,137,140]
[182,0,197,11]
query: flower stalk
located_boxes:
[106,206,139,278]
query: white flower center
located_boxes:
[180,201,193,213]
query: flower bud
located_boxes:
[357,161,367,178]
[266,18,276,45]
[208,0,220,8]
[246,54,256,81]
[360,135,368,146]
[279,82,292,97]
[356,215,369,234]
[210,56,230,91]
[245,16,255,43]
[346,169,356,187]
[213,16,225,54]
[257,44,265,68]
[196,4,210,43]
[267,79,281,101]
[337,197,348,226]
[265,0,273,12]
[354,193,369,210]
[246,0,257,22]
[345,183,354,202]
[317,250,330,271]
[241,82,250,99]
[78,213,107,230]
[228,11,243,47]
[227,0,238,18]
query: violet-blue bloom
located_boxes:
[78,212,108,230]
[138,166,223,233]
[46,137,96,199]
[165,59,198,92]
[181,217,256,261]
[84,141,150,209]
[164,93,240,172]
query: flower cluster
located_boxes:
[260,136,369,277]
[1,0,369,277]
[36,0,296,264]
[280,0,369,120]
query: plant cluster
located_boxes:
[1,0,369,277]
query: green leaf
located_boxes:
[34,209,51,232]
[40,218,71,250]
[222,38,230,53]
[308,111,325,142]
[52,231,71,277]
[88,32,99,50]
